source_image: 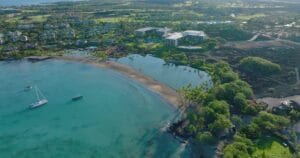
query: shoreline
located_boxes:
[55,56,185,109]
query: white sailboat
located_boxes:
[30,86,48,109]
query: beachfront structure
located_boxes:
[166,30,207,47]
[165,32,184,46]
[156,28,172,37]
[182,30,206,41]
[135,27,171,37]
[135,27,207,47]
[180,30,207,45]
[135,27,156,36]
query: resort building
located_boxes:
[182,30,206,41]
[166,30,207,47]
[135,27,171,37]
[180,30,207,46]
[135,27,156,36]
[156,28,172,37]
[165,32,183,46]
[135,27,207,47]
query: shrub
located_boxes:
[240,56,281,75]
[196,131,218,145]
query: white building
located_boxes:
[182,30,206,39]
[166,30,207,47]
[156,27,172,37]
[165,32,183,46]
[135,27,156,36]
[135,27,172,37]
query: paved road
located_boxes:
[248,33,261,41]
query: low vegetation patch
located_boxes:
[240,56,281,76]
[252,136,292,158]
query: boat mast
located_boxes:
[35,86,40,100]
[36,86,46,100]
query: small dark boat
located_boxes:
[23,85,33,91]
[72,95,83,101]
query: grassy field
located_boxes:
[252,136,292,158]
[5,14,50,23]
[28,15,50,22]
[236,13,266,20]
[95,17,131,23]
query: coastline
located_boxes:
[55,56,185,109]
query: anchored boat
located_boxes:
[72,95,83,101]
[30,86,48,109]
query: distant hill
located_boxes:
[216,0,300,3]
[141,0,185,4]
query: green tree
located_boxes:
[213,80,253,104]
[223,135,254,158]
[231,115,243,129]
[241,123,261,139]
[233,93,248,112]
[208,100,230,117]
[254,111,290,131]
[208,114,232,135]
[202,106,218,124]
[240,56,281,75]
[196,131,217,145]
[220,71,239,84]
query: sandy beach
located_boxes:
[55,56,185,109]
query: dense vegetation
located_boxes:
[240,56,281,76]
[179,60,297,157]
[181,62,259,143]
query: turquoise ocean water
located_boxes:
[0,59,191,158]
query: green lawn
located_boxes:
[252,136,292,158]
[5,15,50,23]
[235,13,265,20]
[28,15,50,22]
[95,17,131,23]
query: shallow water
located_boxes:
[0,59,191,158]
[116,54,212,89]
